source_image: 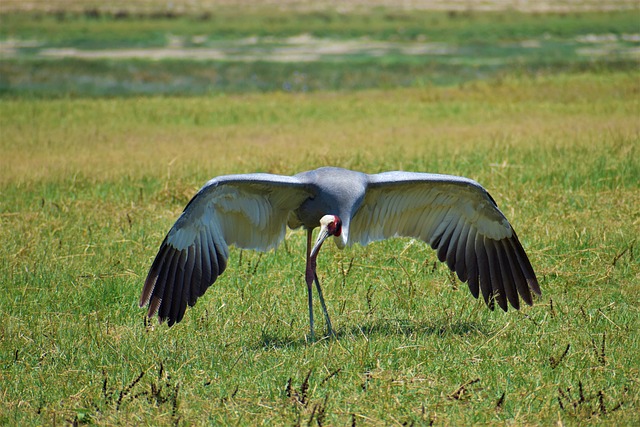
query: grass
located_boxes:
[3,9,639,46]
[1,71,639,425]
[1,3,639,424]
[1,8,638,97]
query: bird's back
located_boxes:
[289,167,368,235]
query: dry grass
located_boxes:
[2,72,637,184]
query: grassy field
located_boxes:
[1,3,639,426]
[1,71,639,425]
[1,8,638,96]
[3,8,638,45]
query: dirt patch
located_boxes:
[34,37,455,62]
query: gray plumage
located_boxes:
[140,166,540,337]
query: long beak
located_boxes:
[310,224,332,259]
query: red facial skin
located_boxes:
[327,215,342,237]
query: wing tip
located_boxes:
[461,232,541,312]
[528,277,542,297]
[148,296,162,318]
[140,233,225,327]
[139,275,157,308]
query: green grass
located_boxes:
[1,71,638,425]
[3,9,639,46]
[2,55,637,99]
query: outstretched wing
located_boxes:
[140,173,314,326]
[350,171,540,311]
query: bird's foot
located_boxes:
[307,327,336,342]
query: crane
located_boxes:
[140,167,540,339]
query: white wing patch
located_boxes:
[350,182,512,247]
[167,182,303,253]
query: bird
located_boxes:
[140,166,540,339]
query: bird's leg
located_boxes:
[307,229,335,339]
[305,230,315,341]
[313,272,334,337]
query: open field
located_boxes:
[1,2,639,425]
[1,71,639,425]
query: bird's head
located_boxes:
[310,215,342,258]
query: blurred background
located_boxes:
[1,0,638,97]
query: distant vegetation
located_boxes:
[1,8,638,97]
[2,8,638,45]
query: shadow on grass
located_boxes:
[257,317,486,350]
